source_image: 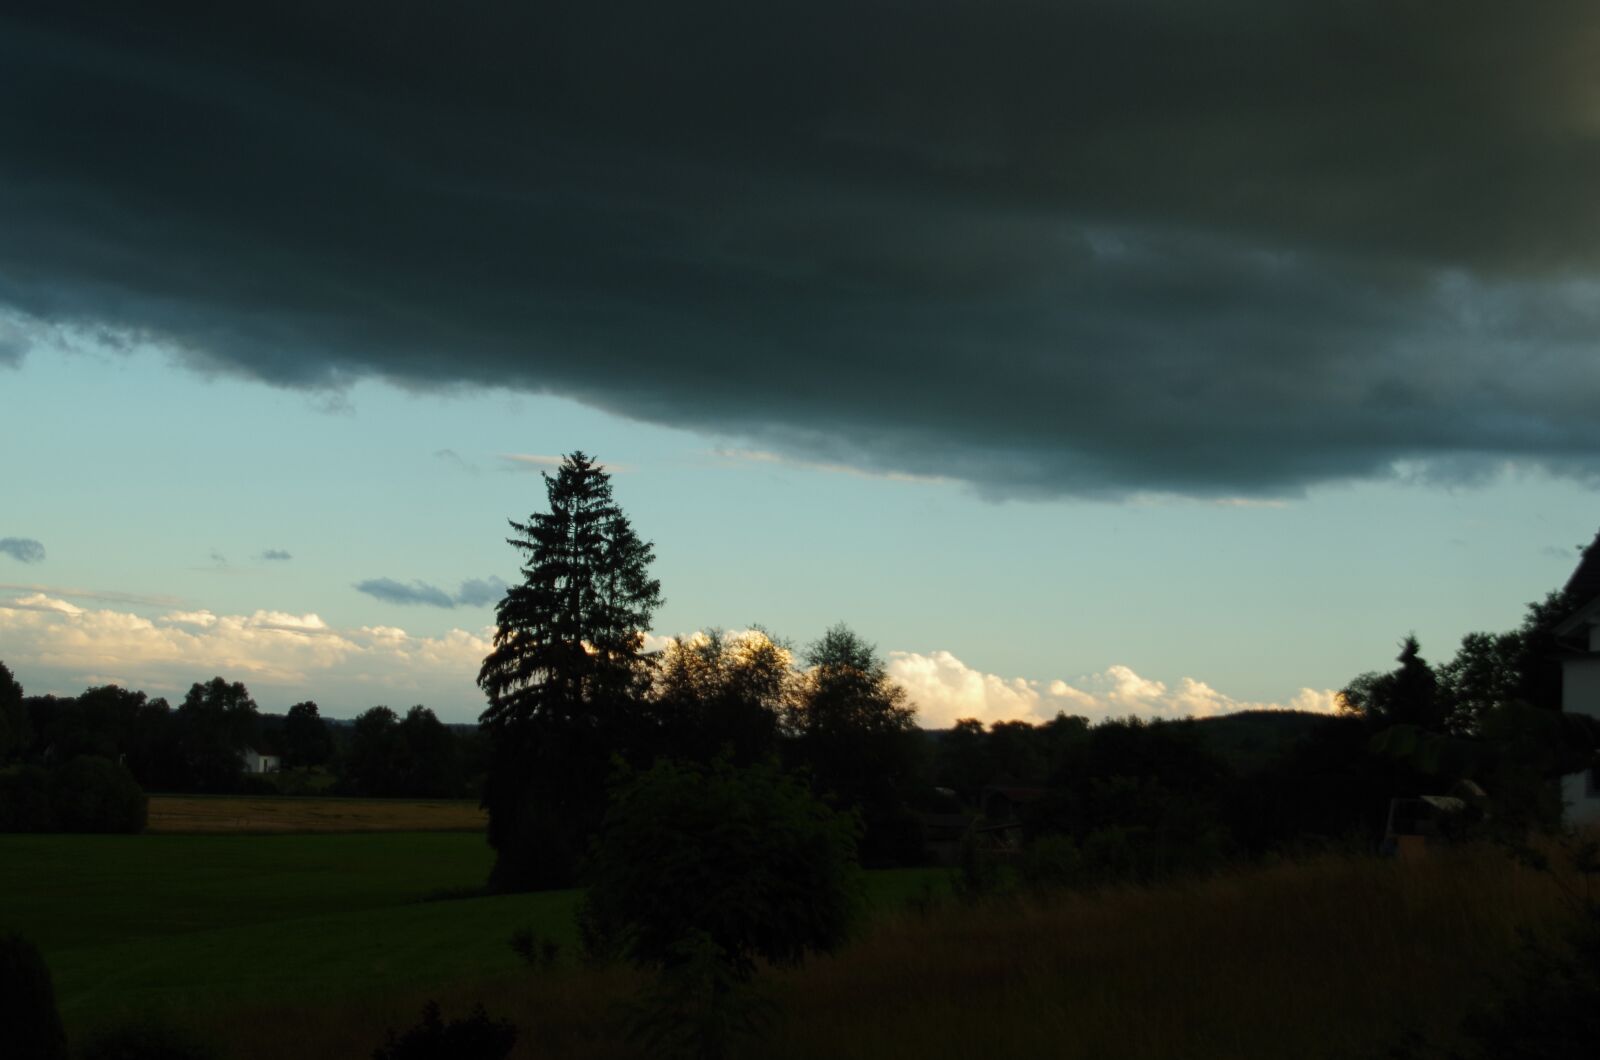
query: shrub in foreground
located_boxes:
[0,933,68,1060]
[580,757,861,978]
[50,756,147,833]
[0,757,146,833]
[372,1001,517,1060]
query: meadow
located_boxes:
[145,793,487,833]
[3,818,1581,1059]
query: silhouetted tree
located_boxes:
[1439,590,1576,733]
[934,718,989,796]
[175,678,259,791]
[785,624,922,865]
[652,629,788,764]
[0,662,26,761]
[281,701,334,769]
[346,706,401,796]
[478,451,663,890]
[1339,635,1446,731]
[397,705,458,797]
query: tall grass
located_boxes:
[187,845,1574,1060]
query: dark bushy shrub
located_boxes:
[579,758,861,979]
[76,1016,221,1060]
[49,756,146,833]
[0,934,68,1060]
[0,765,56,831]
[372,1001,517,1060]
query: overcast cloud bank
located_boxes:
[6,3,1600,499]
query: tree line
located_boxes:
[0,666,489,820]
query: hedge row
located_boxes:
[0,756,147,833]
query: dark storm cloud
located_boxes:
[6,2,1600,498]
[259,549,292,561]
[354,576,506,609]
[0,538,45,564]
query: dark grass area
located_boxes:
[0,831,943,1028]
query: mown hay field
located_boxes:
[145,793,487,833]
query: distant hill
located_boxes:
[1181,710,1335,774]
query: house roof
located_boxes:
[1564,529,1600,604]
[1556,529,1600,636]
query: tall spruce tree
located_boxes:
[478,452,662,890]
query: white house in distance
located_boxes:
[240,748,279,774]
[1554,533,1600,825]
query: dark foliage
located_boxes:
[508,927,561,970]
[0,934,67,1060]
[784,625,923,866]
[580,757,861,981]
[1340,635,1446,732]
[372,1001,516,1060]
[0,765,56,832]
[0,661,26,761]
[342,704,466,797]
[620,931,778,1060]
[652,630,787,766]
[48,755,146,833]
[0,756,145,833]
[281,700,334,769]
[174,678,260,792]
[478,452,663,891]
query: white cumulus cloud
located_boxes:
[886,650,1339,728]
[0,593,494,718]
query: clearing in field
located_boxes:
[144,794,487,833]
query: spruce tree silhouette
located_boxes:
[478,452,662,890]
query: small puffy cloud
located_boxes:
[453,577,508,608]
[886,650,1339,728]
[259,549,292,561]
[0,538,45,564]
[161,610,218,627]
[8,592,83,615]
[353,578,455,608]
[354,576,507,609]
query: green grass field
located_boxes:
[0,831,942,1032]
[3,828,1584,1059]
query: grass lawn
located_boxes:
[0,831,943,1030]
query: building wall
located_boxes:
[1562,652,1600,824]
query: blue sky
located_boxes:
[3,337,1591,724]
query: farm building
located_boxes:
[240,748,279,774]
